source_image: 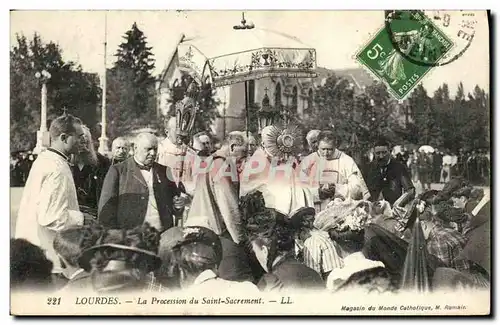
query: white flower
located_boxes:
[183,227,200,237]
[337,209,372,232]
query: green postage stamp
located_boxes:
[356,10,455,100]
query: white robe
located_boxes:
[157,138,197,196]
[15,150,83,273]
[239,148,315,216]
[301,150,370,210]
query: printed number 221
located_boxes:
[47,297,61,305]
[367,44,386,59]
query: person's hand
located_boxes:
[83,213,98,226]
[417,200,426,213]
[319,183,336,199]
[173,195,186,210]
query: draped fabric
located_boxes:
[401,219,431,292]
[363,223,409,287]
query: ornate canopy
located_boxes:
[176,28,317,87]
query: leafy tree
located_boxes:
[303,73,355,140]
[406,83,445,147]
[114,22,155,114]
[10,33,100,151]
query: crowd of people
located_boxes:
[11,112,490,296]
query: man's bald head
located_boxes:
[306,129,321,152]
[134,133,158,166]
[112,137,130,161]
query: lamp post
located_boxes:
[33,70,51,154]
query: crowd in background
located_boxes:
[11,113,491,297]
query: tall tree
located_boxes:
[113,22,155,114]
[407,83,440,146]
[10,33,100,151]
[303,73,355,144]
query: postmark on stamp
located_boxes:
[385,10,478,67]
[355,10,455,100]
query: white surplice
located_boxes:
[239,148,315,216]
[301,150,370,209]
[15,150,83,273]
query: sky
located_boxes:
[10,10,490,96]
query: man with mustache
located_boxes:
[366,138,415,206]
[110,137,130,165]
[98,133,185,232]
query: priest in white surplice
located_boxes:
[15,114,85,274]
[301,130,370,211]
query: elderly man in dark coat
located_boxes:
[98,133,184,232]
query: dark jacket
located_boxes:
[257,255,324,292]
[98,157,181,230]
[218,234,254,283]
[366,159,415,205]
[72,153,111,213]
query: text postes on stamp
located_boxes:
[355,10,454,101]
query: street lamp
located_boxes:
[33,69,52,154]
[98,11,110,155]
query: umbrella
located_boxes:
[175,13,317,140]
[363,223,409,287]
[418,145,435,153]
[392,145,403,156]
[400,218,431,292]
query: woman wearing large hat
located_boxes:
[170,226,258,294]
[78,223,161,293]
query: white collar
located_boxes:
[472,194,490,216]
[193,269,218,285]
[134,157,151,171]
[317,149,343,161]
[68,268,86,280]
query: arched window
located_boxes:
[275,82,282,108]
[292,86,298,111]
[307,88,314,110]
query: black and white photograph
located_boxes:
[8,9,491,316]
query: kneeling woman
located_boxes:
[326,212,398,294]
[247,210,325,292]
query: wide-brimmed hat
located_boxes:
[289,206,316,229]
[78,243,162,273]
[172,226,223,264]
[440,177,473,200]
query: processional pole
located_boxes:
[244,80,250,151]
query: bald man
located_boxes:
[306,129,321,153]
[98,133,183,231]
[110,137,130,165]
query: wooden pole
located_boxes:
[245,80,250,151]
